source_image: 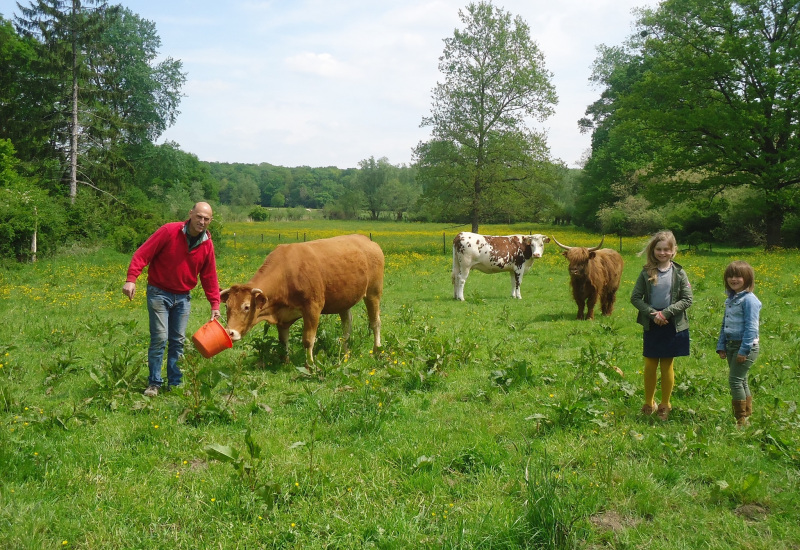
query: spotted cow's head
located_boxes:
[523,234,550,259]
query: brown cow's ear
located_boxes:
[253,291,267,309]
[589,252,596,259]
[220,288,230,303]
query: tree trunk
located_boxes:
[69,0,79,204]
[764,194,784,249]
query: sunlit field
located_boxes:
[1,220,799,549]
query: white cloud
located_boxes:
[284,52,355,78]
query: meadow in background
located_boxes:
[1,221,799,549]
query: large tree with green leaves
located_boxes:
[582,0,800,248]
[11,1,185,202]
[414,1,557,232]
[14,0,110,202]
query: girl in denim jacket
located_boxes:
[716,261,761,428]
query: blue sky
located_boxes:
[1,0,658,169]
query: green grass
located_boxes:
[1,221,799,549]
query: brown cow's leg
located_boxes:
[277,324,291,363]
[339,309,353,354]
[585,294,597,320]
[602,290,617,315]
[301,312,321,366]
[364,295,382,353]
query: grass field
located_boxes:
[1,220,799,549]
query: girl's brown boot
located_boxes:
[733,400,748,428]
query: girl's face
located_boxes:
[653,240,674,265]
[727,275,746,293]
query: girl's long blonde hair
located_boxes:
[639,230,678,284]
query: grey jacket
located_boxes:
[630,261,693,332]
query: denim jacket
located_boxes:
[716,291,761,356]
[630,261,693,332]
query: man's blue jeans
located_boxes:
[146,285,191,387]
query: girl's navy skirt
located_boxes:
[643,320,690,358]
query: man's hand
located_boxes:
[211,309,221,321]
[123,282,136,301]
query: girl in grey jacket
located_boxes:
[630,231,693,421]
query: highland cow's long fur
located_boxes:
[563,247,624,320]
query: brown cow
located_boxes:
[220,234,383,365]
[552,236,624,320]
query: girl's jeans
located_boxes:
[726,340,759,401]
[147,285,191,387]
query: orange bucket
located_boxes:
[191,318,233,358]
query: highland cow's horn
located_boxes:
[551,236,572,250]
[587,236,605,252]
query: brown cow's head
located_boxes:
[551,236,604,278]
[219,285,267,341]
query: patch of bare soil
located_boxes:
[590,510,638,532]
[734,503,769,522]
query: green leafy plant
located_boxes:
[176,348,235,424]
[205,427,281,510]
[88,343,142,404]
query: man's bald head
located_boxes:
[187,202,213,237]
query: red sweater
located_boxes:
[126,221,221,309]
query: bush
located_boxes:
[249,206,270,222]
[597,196,663,236]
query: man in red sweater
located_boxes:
[123,202,221,397]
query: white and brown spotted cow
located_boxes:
[452,232,550,301]
[220,234,384,365]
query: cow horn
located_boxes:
[251,288,263,296]
[551,235,572,250]
[588,236,605,252]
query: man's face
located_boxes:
[188,205,213,236]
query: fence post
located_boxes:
[233,232,236,248]
[443,232,446,255]
[619,234,622,253]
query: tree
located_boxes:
[583,0,800,248]
[414,1,557,232]
[357,156,390,220]
[14,0,109,202]
[12,1,185,202]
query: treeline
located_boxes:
[0,1,578,263]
